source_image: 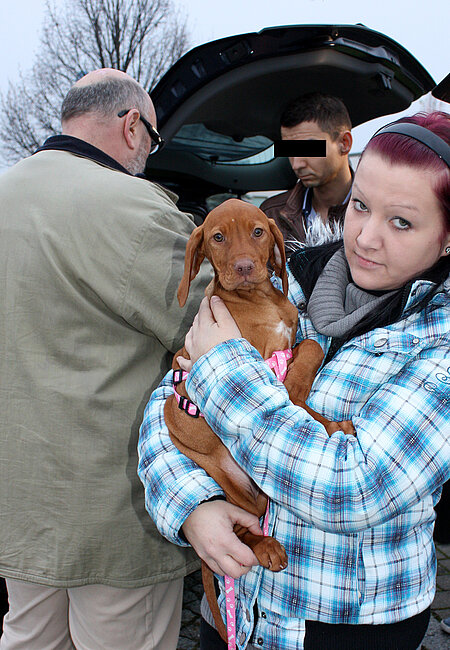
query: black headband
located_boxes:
[372,122,450,168]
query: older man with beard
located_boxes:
[0,68,211,649]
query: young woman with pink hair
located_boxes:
[139,111,450,650]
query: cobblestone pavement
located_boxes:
[178,569,203,650]
[178,543,450,649]
[425,542,450,649]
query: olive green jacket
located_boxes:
[0,149,211,587]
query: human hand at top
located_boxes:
[177,296,241,372]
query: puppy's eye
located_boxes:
[213,233,224,242]
[253,228,263,237]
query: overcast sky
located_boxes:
[0,0,448,155]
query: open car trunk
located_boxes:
[144,24,435,215]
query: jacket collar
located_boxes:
[405,274,450,311]
[35,135,133,176]
[287,165,355,220]
[290,244,449,314]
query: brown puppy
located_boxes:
[164,198,353,640]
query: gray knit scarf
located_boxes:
[307,248,396,338]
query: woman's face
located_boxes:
[344,151,450,291]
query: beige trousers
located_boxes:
[0,577,183,649]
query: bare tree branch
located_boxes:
[0,0,189,165]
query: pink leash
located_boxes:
[223,349,291,649]
[172,350,292,649]
[224,501,270,649]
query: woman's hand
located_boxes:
[177,296,241,372]
[182,500,261,578]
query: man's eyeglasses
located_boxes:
[117,109,165,155]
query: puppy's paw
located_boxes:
[252,536,288,572]
[338,420,356,436]
[324,419,355,437]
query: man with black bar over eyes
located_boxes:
[261,92,353,253]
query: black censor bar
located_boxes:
[274,140,326,157]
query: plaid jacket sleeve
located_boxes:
[137,369,225,545]
[185,329,450,534]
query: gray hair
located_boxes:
[61,77,150,122]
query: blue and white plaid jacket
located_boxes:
[138,270,450,650]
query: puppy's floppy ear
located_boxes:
[268,219,289,296]
[177,225,205,307]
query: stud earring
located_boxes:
[446,246,450,255]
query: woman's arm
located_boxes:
[183,300,450,534]
[137,371,224,544]
[137,368,261,576]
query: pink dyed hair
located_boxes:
[362,111,450,231]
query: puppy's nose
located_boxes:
[234,259,255,277]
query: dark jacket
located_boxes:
[260,174,353,254]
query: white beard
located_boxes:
[127,141,150,176]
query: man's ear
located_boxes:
[339,130,352,156]
[122,109,140,150]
